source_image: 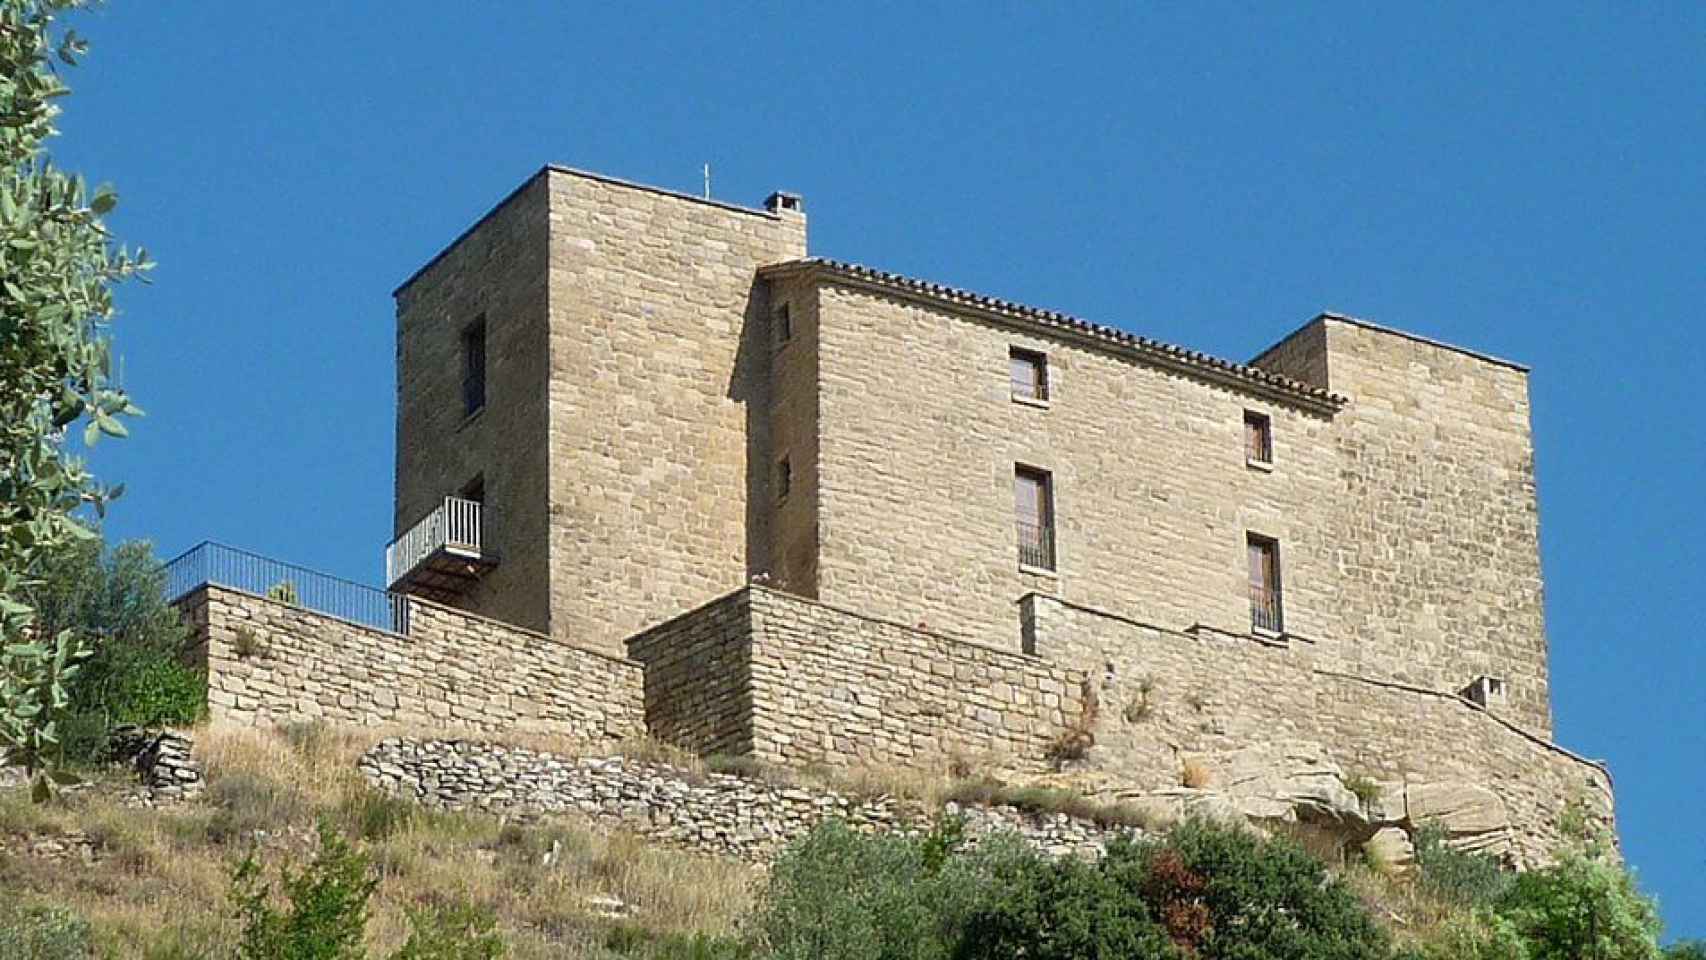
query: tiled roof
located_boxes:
[758,258,1348,412]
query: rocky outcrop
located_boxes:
[1085,741,1521,866]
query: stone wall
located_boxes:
[1297,318,1552,736]
[393,172,553,634]
[798,277,1343,656]
[625,590,754,757]
[361,737,1139,863]
[1024,593,1609,861]
[753,270,1553,738]
[180,585,644,743]
[763,274,823,597]
[624,586,1089,769]
[542,170,809,655]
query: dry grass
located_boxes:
[0,723,756,959]
[942,776,1155,831]
[1180,759,1212,789]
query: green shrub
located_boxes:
[231,818,379,960]
[1495,849,1662,960]
[1344,773,1382,809]
[1129,818,1393,960]
[24,538,206,764]
[1667,943,1706,960]
[1413,825,1513,907]
[391,897,505,960]
[754,818,994,960]
[956,840,1176,959]
[0,905,93,960]
[1401,910,1529,960]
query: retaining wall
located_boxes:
[179,585,644,743]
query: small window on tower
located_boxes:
[1244,410,1272,467]
[1010,348,1050,404]
[775,304,793,346]
[776,456,792,502]
[1248,533,1283,635]
[461,316,487,417]
[1015,465,1056,571]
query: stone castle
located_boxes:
[172,164,1612,863]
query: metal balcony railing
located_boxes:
[1017,519,1055,571]
[385,496,491,590]
[1251,584,1284,634]
[163,541,411,635]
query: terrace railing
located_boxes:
[163,541,411,636]
[384,496,488,589]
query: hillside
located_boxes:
[0,722,1677,959]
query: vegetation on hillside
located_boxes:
[22,537,206,762]
[0,721,1693,960]
[1,0,152,800]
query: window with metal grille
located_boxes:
[1248,533,1283,634]
[1015,466,1055,571]
[461,316,487,417]
[1244,410,1272,465]
[1010,348,1049,403]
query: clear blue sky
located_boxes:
[54,2,1702,937]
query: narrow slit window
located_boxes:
[1244,410,1272,465]
[776,456,792,502]
[461,316,487,417]
[775,304,793,346]
[1248,534,1283,634]
[1010,348,1049,403]
[1015,466,1055,571]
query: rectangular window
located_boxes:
[1010,348,1050,403]
[776,456,792,502]
[775,303,793,346]
[1244,410,1272,465]
[1015,466,1055,571]
[1248,534,1283,634]
[461,316,487,417]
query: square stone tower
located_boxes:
[388,167,807,652]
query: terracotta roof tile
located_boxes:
[759,258,1348,412]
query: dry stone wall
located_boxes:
[180,585,644,742]
[359,737,1138,862]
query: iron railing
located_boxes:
[164,541,411,635]
[1250,584,1284,634]
[1017,519,1055,571]
[385,496,488,588]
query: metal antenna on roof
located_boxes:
[703,163,711,199]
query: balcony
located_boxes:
[385,497,497,602]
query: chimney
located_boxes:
[764,191,805,219]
